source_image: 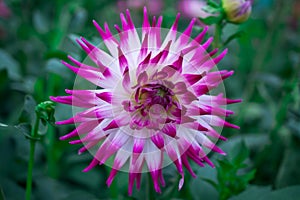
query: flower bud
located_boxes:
[222,0,252,23]
[36,101,55,125]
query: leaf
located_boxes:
[229,185,272,200]
[213,140,256,199]
[260,185,300,200]
[61,191,99,200]
[231,140,250,166]
[202,5,221,14]
[239,169,256,184]
[14,123,31,138]
[200,15,223,25]
[0,122,9,128]
[213,133,269,160]
[275,148,300,188]
[18,95,37,126]
[33,10,50,34]
[202,178,218,190]
[224,31,246,46]
[230,185,300,200]
[0,186,5,200]
[254,73,283,89]
[0,178,25,200]
[45,59,73,80]
[207,0,220,8]
[0,50,21,81]
[44,50,68,60]
[0,69,9,93]
[217,159,234,173]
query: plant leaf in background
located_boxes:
[209,141,256,200]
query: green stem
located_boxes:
[25,113,40,200]
[213,22,222,49]
[46,125,58,178]
[46,75,58,178]
[235,0,285,125]
[44,1,72,177]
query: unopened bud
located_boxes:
[222,0,252,23]
[35,101,55,125]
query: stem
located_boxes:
[44,1,72,177]
[25,114,40,200]
[213,22,222,49]
[46,125,58,178]
[235,0,285,125]
[46,75,59,178]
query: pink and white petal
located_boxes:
[93,20,119,57]
[145,142,163,193]
[201,115,240,129]
[106,149,131,186]
[161,13,180,48]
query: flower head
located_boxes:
[117,0,163,15]
[51,7,241,195]
[222,0,252,23]
[178,0,210,19]
[0,0,11,18]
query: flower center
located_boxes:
[122,83,181,130]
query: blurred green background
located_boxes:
[0,0,300,199]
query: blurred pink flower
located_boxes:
[0,0,11,18]
[117,0,163,15]
[178,0,211,19]
[51,7,240,195]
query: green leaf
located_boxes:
[18,95,37,126]
[230,185,300,200]
[45,59,73,80]
[224,31,246,46]
[239,169,256,184]
[202,178,218,190]
[200,15,223,25]
[190,165,219,200]
[0,69,9,93]
[14,123,31,136]
[0,50,21,81]
[275,148,300,188]
[213,140,256,199]
[14,123,40,140]
[207,0,220,8]
[0,178,25,200]
[231,140,250,166]
[260,185,300,200]
[214,134,269,161]
[229,185,272,200]
[0,186,5,200]
[33,10,50,34]
[0,122,9,128]
[202,5,221,14]
[44,50,68,60]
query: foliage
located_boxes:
[205,141,256,200]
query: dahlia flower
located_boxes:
[51,7,240,195]
[178,0,211,19]
[117,0,163,15]
[222,0,252,23]
[0,0,11,18]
